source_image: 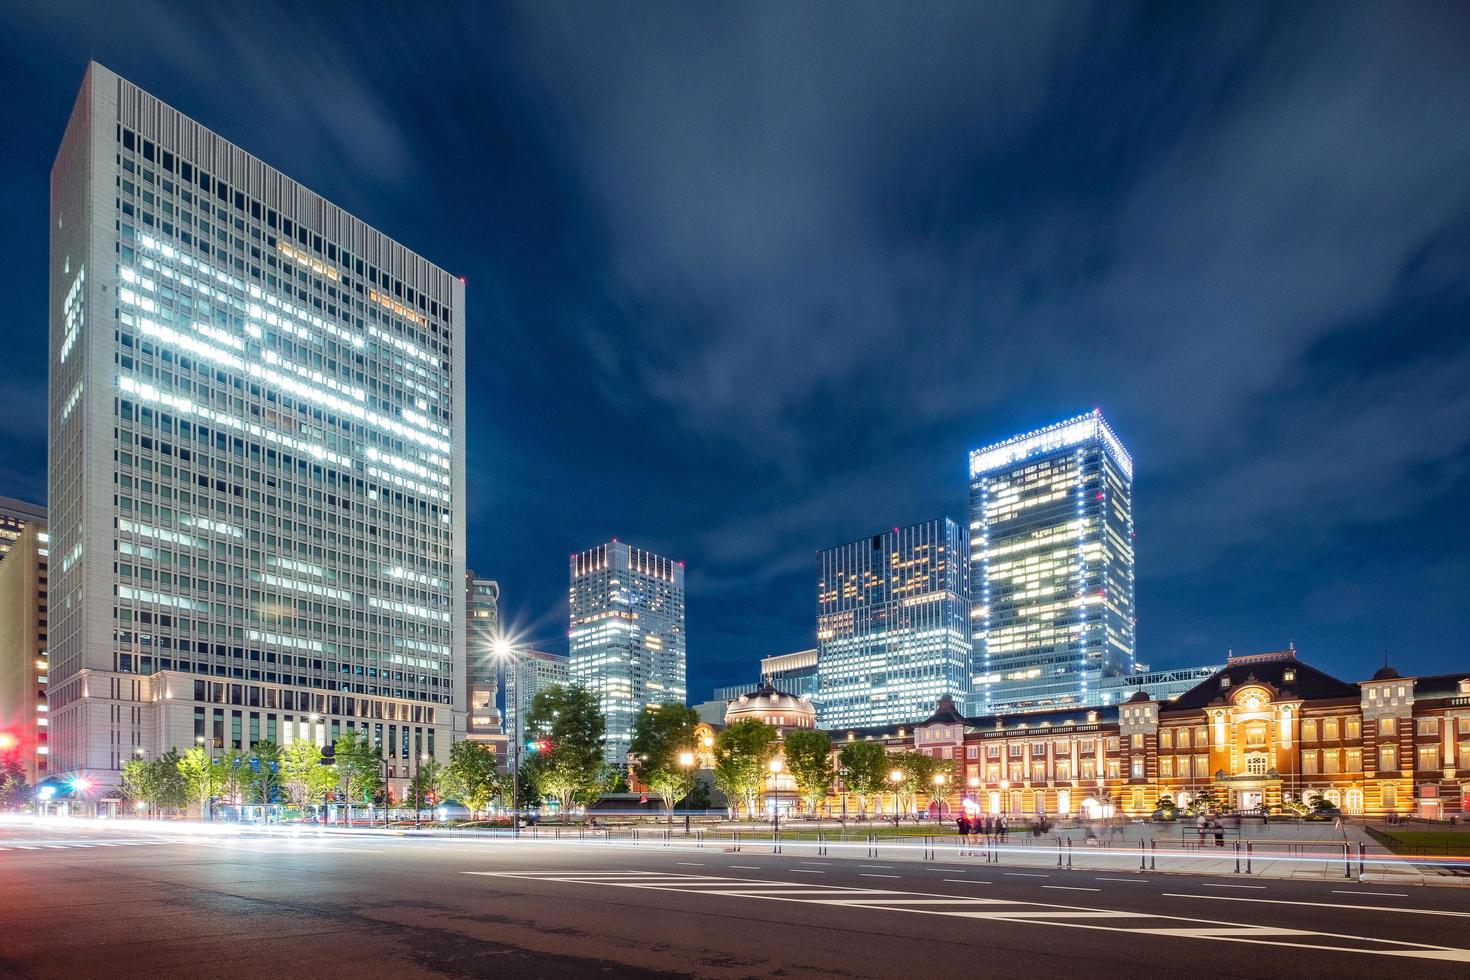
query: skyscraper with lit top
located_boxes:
[569,540,685,763]
[47,64,466,809]
[968,410,1135,715]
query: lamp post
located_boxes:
[493,637,522,836]
[769,757,784,837]
[838,766,849,824]
[195,735,214,822]
[889,768,905,828]
[933,772,948,821]
[678,750,695,834]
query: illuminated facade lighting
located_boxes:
[46,64,467,808]
[0,517,50,784]
[968,410,1136,715]
[816,519,972,729]
[569,541,686,763]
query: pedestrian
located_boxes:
[1196,812,1207,845]
[956,813,970,844]
[1213,816,1225,847]
[999,814,1009,841]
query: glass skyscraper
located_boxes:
[969,410,1135,715]
[465,574,505,757]
[47,64,466,808]
[816,519,971,730]
[569,541,685,763]
[504,648,570,752]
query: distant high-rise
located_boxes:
[569,541,686,763]
[713,648,820,704]
[0,521,49,785]
[504,648,570,752]
[816,519,971,730]
[969,410,1135,714]
[0,498,47,563]
[47,64,466,809]
[465,574,507,762]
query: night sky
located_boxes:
[2,3,1468,701]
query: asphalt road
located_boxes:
[2,821,1468,979]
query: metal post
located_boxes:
[1357,841,1365,879]
[1234,840,1241,874]
[1068,836,1074,869]
[1149,838,1155,871]
[1058,837,1064,868]
[511,736,521,837]
[1343,842,1352,879]
[1140,841,1147,871]
[1246,841,1252,875]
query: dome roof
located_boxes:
[1126,690,1152,703]
[1372,665,1400,681]
[726,681,816,726]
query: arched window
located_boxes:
[1246,753,1268,776]
[1345,789,1364,814]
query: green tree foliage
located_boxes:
[0,756,31,809]
[837,740,889,815]
[629,703,700,815]
[217,749,252,805]
[1185,787,1220,815]
[245,741,283,807]
[119,757,155,815]
[408,759,446,809]
[783,729,835,815]
[151,749,187,812]
[333,734,383,809]
[522,684,607,813]
[177,746,225,817]
[281,739,336,811]
[713,719,779,818]
[444,741,501,818]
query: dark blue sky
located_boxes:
[2,3,1468,699]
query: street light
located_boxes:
[194,735,215,822]
[933,772,948,821]
[678,751,696,833]
[838,766,850,823]
[889,768,905,828]
[769,757,784,837]
[493,636,523,835]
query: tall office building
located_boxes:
[47,64,466,809]
[0,498,47,562]
[969,410,1135,715]
[569,541,685,763]
[816,519,971,729]
[464,574,503,732]
[0,521,50,784]
[713,648,820,704]
[503,648,570,752]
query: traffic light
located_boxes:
[524,739,551,754]
[319,743,336,766]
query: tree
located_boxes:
[281,740,335,812]
[408,759,446,811]
[0,757,30,810]
[523,684,607,814]
[899,752,952,813]
[177,746,225,818]
[334,734,383,814]
[1185,787,1220,816]
[217,749,252,807]
[713,719,779,819]
[838,741,889,816]
[151,749,187,814]
[629,703,700,817]
[783,729,835,815]
[444,741,501,819]
[119,757,156,817]
[245,741,284,809]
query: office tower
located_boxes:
[464,574,503,733]
[969,410,1135,715]
[0,497,47,562]
[0,522,50,785]
[816,519,971,730]
[713,648,820,703]
[504,649,570,750]
[47,64,466,809]
[569,541,686,763]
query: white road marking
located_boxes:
[1044,886,1101,892]
[928,867,965,872]
[1332,890,1407,898]
[1004,872,1049,878]
[799,861,829,865]
[860,864,892,869]
[676,862,704,867]
[1200,883,1264,889]
[467,870,1470,963]
[730,865,760,870]
[861,873,900,878]
[1096,877,1148,883]
[1164,893,1470,917]
[943,879,990,885]
[790,869,825,874]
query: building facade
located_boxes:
[713,648,820,704]
[504,649,570,751]
[464,573,508,767]
[969,410,1136,715]
[821,651,1470,821]
[816,519,971,730]
[569,541,686,763]
[0,497,47,563]
[987,663,1224,716]
[47,64,467,809]
[0,522,50,784]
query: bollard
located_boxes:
[1343,842,1352,879]
[1068,836,1074,869]
[1149,838,1155,871]
[1246,841,1252,875]
[1357,841,1366,879]
[1140,841,1147,871]
[1058,837,1064,868]
[1234,840,1241,874]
